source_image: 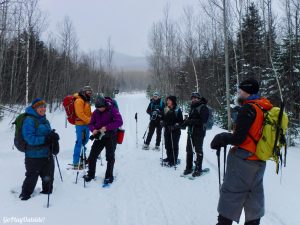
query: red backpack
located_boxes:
[63,95,77,125]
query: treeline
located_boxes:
[147,0,300,143]
[0,0,147,112]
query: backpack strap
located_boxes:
[245,102,265,145]
[174,107,180,117]
[160,99,163,109]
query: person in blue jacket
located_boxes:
[19,98,59,201]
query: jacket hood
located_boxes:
[25,106,44,119]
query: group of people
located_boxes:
[19,86,123,201]
[143,91,209,177]
[143,78,269,225]
[18,78,270,225]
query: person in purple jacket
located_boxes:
[83,96,123,185]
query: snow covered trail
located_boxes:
[0,92,299,225]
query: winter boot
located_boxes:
[192,154,203,177]
[19,193,31,201]
[216,215,233,225]
[83,174,94,182]
[105,160,115,180]
[162,158,169,162]
[183,168,193,175]
[40,190,52,195]
[244,219,260,225]
[153,145,160,151]
[142,144,150,150]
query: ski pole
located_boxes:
[161,127,165,167]
[170,128,177,170]
[223,146,227,180]
[47,155,54,208]
[135,113,138,148]
[55,155,63,182]
[142,124,150,140]
[75,145,84,184]
[216,148,221,192]
[82,147,87,188]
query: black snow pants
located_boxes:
[21,157,55,196]
[186,126,206,171]
[145,120,162,146]
[87,135,117,179]
[164,128,181,164]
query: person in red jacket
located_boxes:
[211,78,273,225]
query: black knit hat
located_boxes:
[95,97,107,108]
[166,95,177,106]
[239,78,260,95]
[191,92,201,99]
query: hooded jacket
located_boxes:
[74,93,92,125]
[22,106,52,158]
[88,103,123,136]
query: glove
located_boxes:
[180,121,187,129]
[210,132,229,150]
[172,123,180,130]
[45,131,60,144]
[51,141,60,155]
[160,120,165,127]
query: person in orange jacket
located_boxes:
[72,86,92,167]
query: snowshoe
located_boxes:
[189,168,210,180]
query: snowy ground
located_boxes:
[0,92,299,225]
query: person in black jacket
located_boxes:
[143,92,165,150]
[160,96,183,166]
[182,92,209,177]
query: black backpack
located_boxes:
[13,113,39,152]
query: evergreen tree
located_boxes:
[237,2,264,81]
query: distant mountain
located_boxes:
[113,52,148,71]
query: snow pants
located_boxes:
[21,157,54,196]
[164,128,181,163]
[73,125,90,165]
[218,148,266,223]
[186,127,206,170]
[87,135,117,179]
[145,120,162,146]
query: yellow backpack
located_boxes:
[255,104,289,173]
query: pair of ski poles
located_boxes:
[216,146,227,191]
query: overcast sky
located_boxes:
[40,0,199,57]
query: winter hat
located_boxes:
[239,78,260,95]
[153,92,160,97]
[191,92,201,99]
[81,86,93,93]
[95,97,107,108]
[166,95,177,106]
[31,98,46,109]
